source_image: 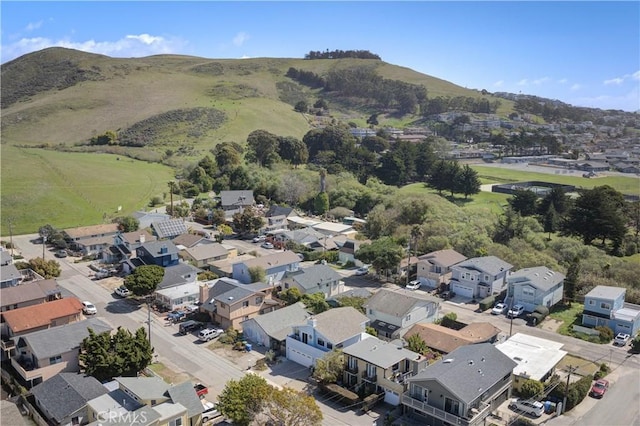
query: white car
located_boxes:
[201,401,221,422]
[508,304,525,318]
[114,286,131,297]
[406,280,421,290]
[82,301,97,315]
[354,265,370,276]
[509,398,544,417]
[492,302,507,315]
[252,235,266,243]
[614,333,630,346]
[261,242,274,249]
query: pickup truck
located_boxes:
[194,383,208,399]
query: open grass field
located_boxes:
[0,145,175,235]
[398,182,509,215]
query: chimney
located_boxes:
[160,245,168,254]
[308,317,317,328]
[139,234,145,244]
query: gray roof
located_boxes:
[152,219,188,239]
[585,285,626,300]
[139,240,179,258]
[167,381,203,417]
[364,288,436,318]
[132,211,171,230]
[0,279,61,308]
[343,336,422,369]
[87,388,143,414]
[183,243,228,261]
[409,343,516,404]
[266,205,295,218]
[116,376,170,401]
[157,263,201,289]
[0,264,21,283]
[280,228,324,245]
[1,250,12,266]
[453,256,513,276]
[0,400,28,426]
[201,278,267,311]
[305,307,369,343]
[285,265,342,291]
[244,302,311,341]
[241,251,301,271]
[220,190,255,207]
[418,249,467,268]
[508,266,565,291]
[31,373,107,423]
[17,318,112,359]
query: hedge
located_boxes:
[479,295,497,312]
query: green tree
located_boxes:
[360,136,389,153]
[543,204,559,240]
[80,326,153,382]
[312,350,344,384]
[210,209,227,226]
[27,257,61,278]
[355,237,404,277]
[248,266,266,283]
[278,287,303,305]
[405,334,428,355]
[247,129,280,167]
[114,216,140,232]
[365,326,378,337]
[232,207,265,235]
[520,379,544,399]
[213,142,243,172]
[508,189,539,217]
[455,164,481,199]
[217,374,273,426]
[124,265,165,297]
[427,160,452,195]
[263,387,323,426]
[216,224,234,242]
[564,256,580,302]
[538,186,571,217]
[294,100,308,113]
[300,293,329,314]
[278,136,309,168]
[198,270,218,281]
[314,192,330,215]
[336,296,369,314]
[493,208,526,245]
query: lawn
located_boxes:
[556,354,599,377]
[549,302,584,336]
[147,361,192,384]
[0,145,175,235]
[398,182,509,215]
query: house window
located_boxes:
[71,416,80,425]
[406,314,411,321]
[484,275,490,281]
[600,302,611,310]
[444,397,460,415]
[302,333,308,344]
[369,309,373,314]
[256,297,263,304]
[366,363,376,378]
[327,343,333,350]
[49,355,62,365]
[589,300,595,306]
[392,362,399,372]
[317,338,325,347]
[243,301,249,308]
[243,316,249,320]
[523,288,535,297]
[284,283,289,289]
[169,418,183,426]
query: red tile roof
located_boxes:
[2,298,83,333]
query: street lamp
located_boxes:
[42,235,46,260]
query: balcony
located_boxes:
[346,364,359,374]
[1,337,15,352]
[401,392,491,426]
[11,357,69,382]
[361,371,377,383]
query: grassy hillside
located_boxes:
[0,145,175,235]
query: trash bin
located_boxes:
[245,343,252,352]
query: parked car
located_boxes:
[194,383,209,398]
[179,320,204,335]
[508,398,544,417]
[55,249,68,258]
[508,304,525,318]
[252,235,266,243]
[492,302,508,315]
[166,310,187,322]
[114,286,131,297]
[614,333,630,346]
[82,301,97,315]
[439,290,455,300]
[198,328,224,342]
[201,401,221,422]
[590,379,609,398]
[406,280,422,290]
[261,242,274,249]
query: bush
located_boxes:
[632,335,640,353]
[595,326,614,343]
[519,379,544,399]
[219,328,238,344]
[566,375,593,411]
[594,363,610,380]
[479,295,496,312]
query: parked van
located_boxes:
[179,320,203,335]
[198,328,223,342]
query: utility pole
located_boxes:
[562,365,577,414]
[147,296,152,346]
[168,181,175,218]
[8,219,14,257]
[406,236,411,287]
[509,296,514,338]
[42,235,47,260]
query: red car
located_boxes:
[590,379,609,398]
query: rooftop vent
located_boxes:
[468,360,474,365]
[443,358,454,364]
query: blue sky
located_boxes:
[2,1,639,111]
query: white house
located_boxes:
[449,256,513,299]
[507,266,565,312]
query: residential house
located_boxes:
[11,318,112,388]
[403,322,501,355]
[156,263,201,291]
[1,279,62,313]
[416,249,467,289]
[581,285,640,336]
[86,377,202,426]
[63,224,120,256]
[281,265,344,298]
[311,221,356,238]
[2,298,84,338]
[343,336,427,406]
[241,302,311,354]
[155,282,200,310]
[106,230,157,263]
[199,279,279,330]
[496,333,567,391]
[364,289,440,341]
[136,241,180,267]
[207,253,255,278]
[272,228,326,249]
[398,256,420,279]
[1,400,29,426]
[181,243,229,268]
[449,256,513,299]
[31,373,108,426]
[172,233,209,250]
[152,218,189,240]
[232,251,301,284]
[286,216,323,230]
[338,239,369,267]
[402,343,517,426]
[1,262,23,288]
[220,190,255,217]
[286,307,369,368]
[506,266,565,313]
[1,249,12,266]
[132,210,171,230]
[262,205,296,234]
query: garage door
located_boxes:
[451,283,474,298]
[384,390,400,406]
[287,347,313,368]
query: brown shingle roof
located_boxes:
[0,279,60,308]
[63,224,119,239]
[122,230,156,245]
[172,233,204,248]
[2,298,83,333]
[404,322,500,354]
[310,307,369,343]
[241,251,301,270]
[418,249,467,268]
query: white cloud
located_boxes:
[24,20,43,32]
[1,33,186,63]
[232,32,250,47]
[532,77,550,85]
[517,79,529,86]
[558,78,568,84]
[571,86,640,111]
[632,70,640,80]
[604,77,624,85]
[493,80,503,87]
[570,84,582,91]
[241,55,251,59]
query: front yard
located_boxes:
[549,302,584,336]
